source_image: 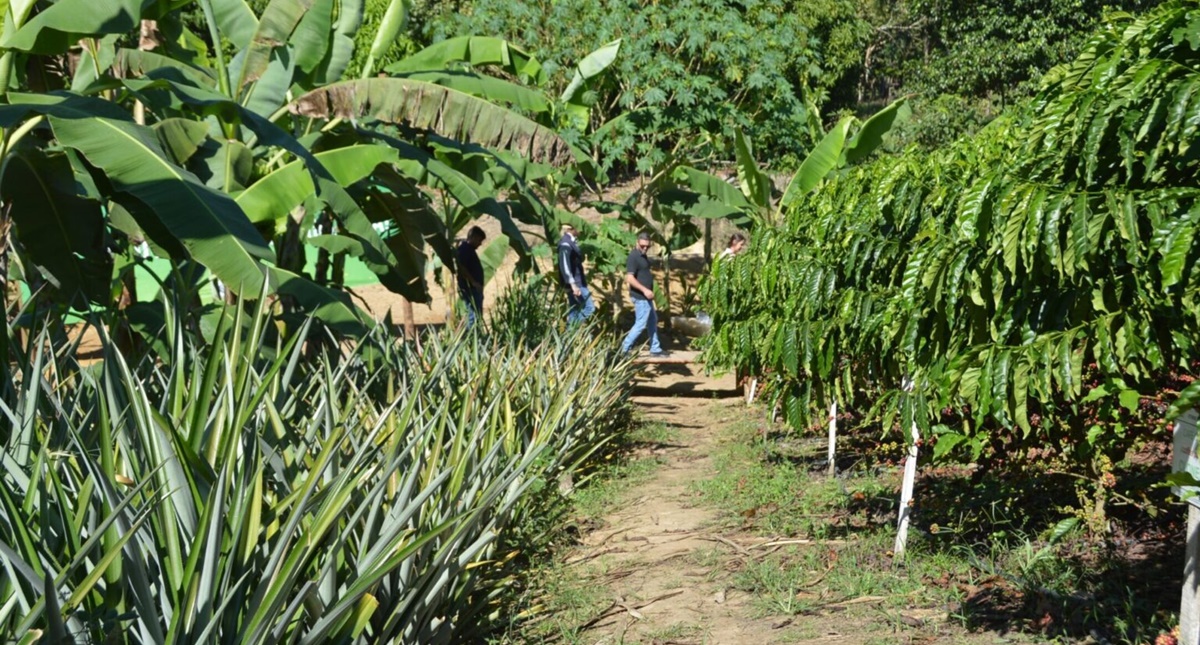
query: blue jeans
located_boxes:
[567,285,596,324]
[460,287,483,327]
[622,298,662,353]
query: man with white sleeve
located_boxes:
[557,224,595,324]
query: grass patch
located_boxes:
[571,418,675,519]
[691,414,1177,644]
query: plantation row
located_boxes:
[0,283,635,641]
[700,1,1200,509]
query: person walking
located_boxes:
[621,232,665,355]
[456,226,486,327]
[557,224,596,324]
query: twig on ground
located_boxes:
[701,534,753,558]
[802,563,837,588]
[565,547,623,566]
[749,538,847,549]
[578,589,687,630]
[820,595,887,610]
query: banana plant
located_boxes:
[0,0,604,334]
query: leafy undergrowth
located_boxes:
[695,412,1183,644]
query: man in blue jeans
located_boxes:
[456,226,486,327]
[621,232,665,355]
[558,224,596,324]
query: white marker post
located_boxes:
[1172,409,1200,645]
[894,377,920,559]
[894,419,920,558]
[828,401,838,477]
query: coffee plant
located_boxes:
[700,1,1200,504]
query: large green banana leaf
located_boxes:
[292,0,336,74]
[424,158,531,256]
[560,39,621,105]
[154,118,212,166]
[390,70,551,116]
[71,34,120,92]
[237,145,399,226]
[269,267,372,335]
[124,78,415,297]
[844,97,908,165]
[385,36,547,86]
[362,0,408,77]
[48,115,272,295]
[348,129,537,264]
[0,91,132,124]
[0,93,272,296]
[780,116,854,209]
[234,0,316,101]
[734,130,772,210]
[311,0,361,84]
[237,143,440,300]
[370,164,453,266]
[209,0,259,50]
[669,166,754,213]
[359,190,432,301]
[288,78,572,165]
[2,148,111,306]
[1,0,142,54]
[114,49,218,90]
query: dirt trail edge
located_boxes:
[567,392,832,645]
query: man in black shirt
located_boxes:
[456,226,486,327]
[557,224,595,323]
[621,232,665,355]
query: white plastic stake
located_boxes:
[746,378,758,405]
[1182,505,1200,645]
[894,420,920,558]
[1175,410,1200,645]
[827,401,837,477]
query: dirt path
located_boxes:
[557,364,1025,645]
[569,394,802,644]
[557,344,900,645]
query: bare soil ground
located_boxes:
[551,368,1039,645]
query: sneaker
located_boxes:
[648,350,670,357]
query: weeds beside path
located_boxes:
[540,395,807,644]
[511,386,1050,644]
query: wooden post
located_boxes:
[827,401,837,477]
[894,420,920,559]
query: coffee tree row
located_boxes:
[700,1,1200,502]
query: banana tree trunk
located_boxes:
[401,297,417,346]
[704,219,712,267]
[332,252,345,289]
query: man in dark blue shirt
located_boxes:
[456,226,486,327]
[621,232,664,355]
[557,224,595,323]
